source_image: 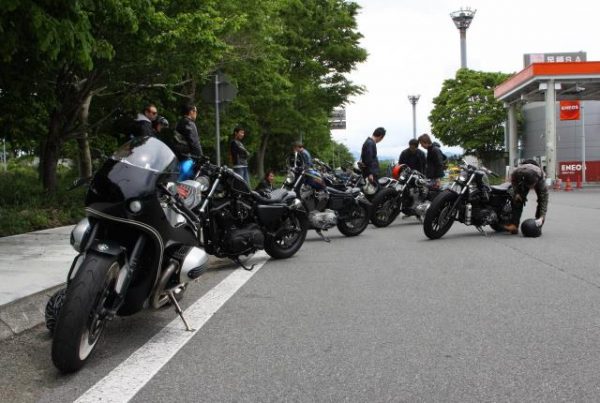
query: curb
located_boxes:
[0,255,233,342]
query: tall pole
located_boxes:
[408,95,420,140]
[582,102,586,184]
[450,8,476,69]
[215,73,221,166]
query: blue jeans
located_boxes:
[233,167,249,183]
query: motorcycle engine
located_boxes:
[300,185,329,211]
[472,208,498,226]
[223,223,265,254]
[308,209,337,230]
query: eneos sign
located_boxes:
[559,100,580,120]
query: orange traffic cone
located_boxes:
[553,178,562,191]
[565,177,572,191]
[577,176,583,189]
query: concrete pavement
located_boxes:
[0,225,228,341]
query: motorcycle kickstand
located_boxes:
[315,229,331,243]
[232,257,255,271]
[167,290,194,331]
[476,226,489,237]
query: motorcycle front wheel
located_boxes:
[337,203,370,236]
[370,187,401,228]
[423,190,458,239]
[265,212,308,259]
[52,252,120,373]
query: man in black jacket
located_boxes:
[360,127,386,184]
[398,138,426,172]
[418,133,445,188]
[230,126,250,183]
[173,103,202,159]
[129,104,158,138]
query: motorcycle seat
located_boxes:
[251,188,296,204]
[491,182,511,193]
[327,186,360,197]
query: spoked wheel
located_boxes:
[52,253,120,373]
[370,188,401,228]
[265,212,308,259]
[423,190,458,240]
[337,204,370,236]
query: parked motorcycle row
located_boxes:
[45,136,516,373]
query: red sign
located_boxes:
[560,100,580,120]
[558,160,600,182]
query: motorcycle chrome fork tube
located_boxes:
[112,234,147,313]
[200,177,221,214]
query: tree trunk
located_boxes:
[256,129,270,179]
[77,93,93,179]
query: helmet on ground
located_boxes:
[521,218,541,237]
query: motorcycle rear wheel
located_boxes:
[423,190,457,239]
[52,253,120,373]
[265,212,308,259]
[370,187,401,228]
[337,204,369,236]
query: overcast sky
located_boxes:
[336,0,600,159]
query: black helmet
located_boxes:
[521,219,541,237]
[155,116,169,127]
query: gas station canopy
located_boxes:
[494,62,600,182]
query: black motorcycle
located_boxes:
[423,162,513,239]
[283,155,371,241]
[370,165,439,227]
[49,137,307,372]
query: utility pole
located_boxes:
[407,95,420,140]
[450,7,476,69]
[2,138,6,172]
[214,73,221,166]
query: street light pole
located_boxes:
[450,7,476,69]
[407,95,420,140]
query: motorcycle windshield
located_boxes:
[113,136,177,173]
[86,137,178,208]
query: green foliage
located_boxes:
[0,163,85,237]
[429,69,514,160]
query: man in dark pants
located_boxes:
[360,127,386,186]
[503,160,548,234]
[418,133,445,189]
[398,138,426,172]
[173,103,202,159]
[230,126,250,183]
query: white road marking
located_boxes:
[75,252,269,403]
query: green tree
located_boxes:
[429,69,513,162]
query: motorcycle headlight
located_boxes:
[71,218,92,252]
[284,171,295,185]
[128,199,143,213]
[197,175,210,192]
[457,175,467,184]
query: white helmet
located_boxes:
[362,180,377,195]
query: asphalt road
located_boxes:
[2,189,600,402]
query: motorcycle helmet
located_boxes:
[362,180,377,195]
[521,218,542,238]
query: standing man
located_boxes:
[292,141,313,168]
[173,103,202,159]
[230,126,250,183]
[398,138,426,172]
[130,104,158,138]
[418,133,445,188]
[360,127,386,184]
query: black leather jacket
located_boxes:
[174,116,202,157]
